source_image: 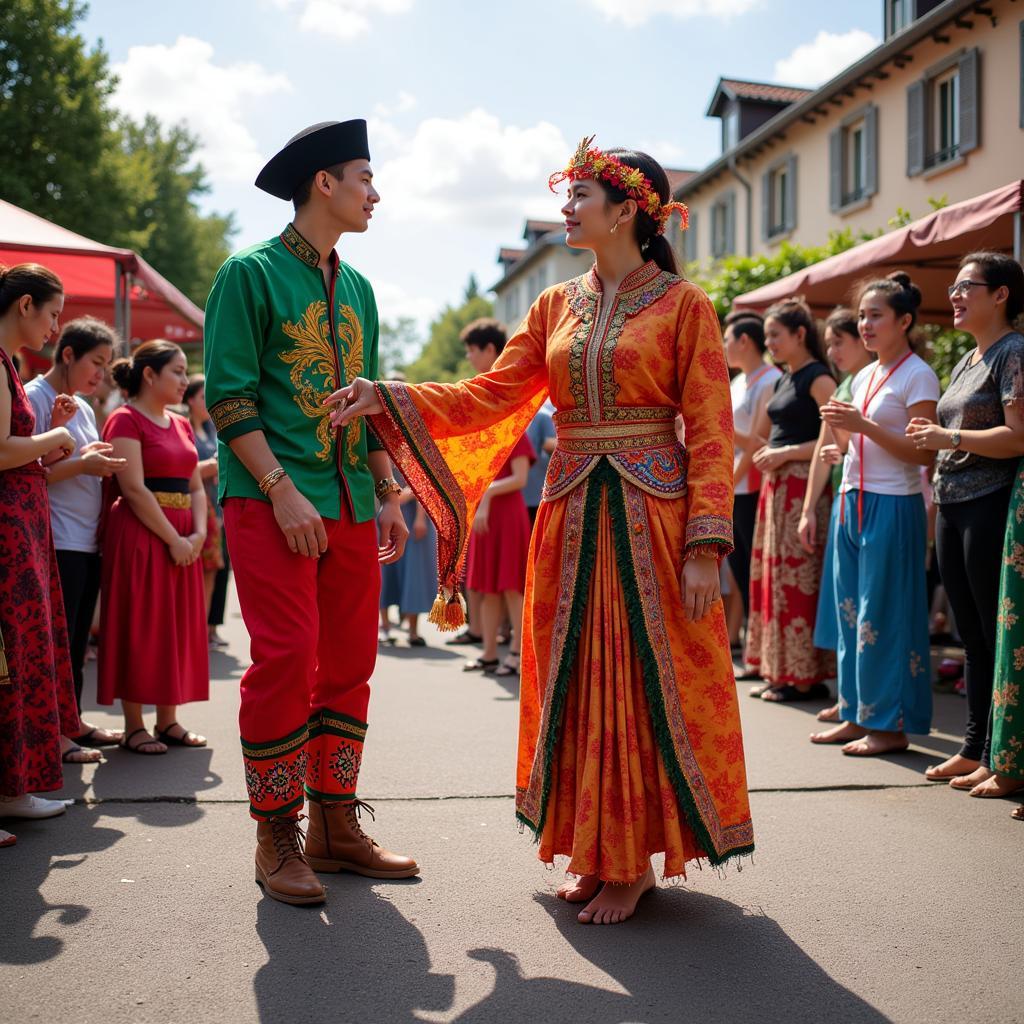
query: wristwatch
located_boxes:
[949,429,961,450]
[374,477,402,501]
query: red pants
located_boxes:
[224,496,380,820]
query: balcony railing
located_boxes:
[924,143,960,169]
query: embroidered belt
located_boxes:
[145,477,191,510]
[544,408,687,502]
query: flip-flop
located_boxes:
[121,728,167,755]
[62,744,102,764]
[155,723,207,748]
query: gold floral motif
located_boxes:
[857,620,877,653]
[335,304,365,466]
[1007,541,1024,579]
[994,680,1020,710]
[998,597,1019,630]
[839,597,857,629]
[281,301,336,462]
[1013,646,1024,672]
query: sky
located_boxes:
[80,0,882,332]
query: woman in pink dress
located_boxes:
[99,341,210,754]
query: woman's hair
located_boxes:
[183,373,205,404]
[54,316,118,365]
[764,296,825,363]
[0,262,63,316]
[110,340,183,397]
[858,271,922,333]
[727,315,767,353]
[824,306,859,341]
[959,251,1024,327]
[600,149,679,276]
[460,317,507,355]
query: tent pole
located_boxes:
[1015,210,1022,264]
[123,272,132,348]
[113,264,123,342]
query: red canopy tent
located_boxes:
[731,181,1024,326]
[0,199,204,370]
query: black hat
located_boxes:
[255,119,370,201]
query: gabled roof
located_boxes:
[498,247,525,264]
[706,77,813,118]
[666,168,697,191]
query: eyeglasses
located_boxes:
[948,280,990,299]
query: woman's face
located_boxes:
[764,317,804,366]
[62,343,113,397]
[825,326,865,374]
[858,290,908,355]
[950,262,1004,333]
[144,350,189,407]
[561,179,619,251]
[18,293,64,351]
[187,385,208,421]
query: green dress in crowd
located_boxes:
[992,460,1024,781]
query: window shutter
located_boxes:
[785,155,797,232]
[959,47,980,155]
[725,192,736,255]
[761,171,771,240]
[829,127,843,212]
[864,104,879,197]
[684,209,697,263]
[907,79,925,176]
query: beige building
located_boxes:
[677,0,1024,265]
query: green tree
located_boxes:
[404,281,493,383]
[377,316,421,379]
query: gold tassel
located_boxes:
[427,588,466,632]
[428,591,448,629]
[0,624,10,686]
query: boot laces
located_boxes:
[270,815,307,865]
[344,799,378,848]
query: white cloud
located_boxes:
[370,278,440,326]
[373,91,418,118]
[112,36,291,184]
[372,109,569,228]
[271,0,413,41]
[585,0,758,26]
[773,29,879,87]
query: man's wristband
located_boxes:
[375,477,402,501]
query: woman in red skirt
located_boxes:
[99,342,209,754]
[0,263,82,838]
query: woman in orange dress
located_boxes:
[332,139,753,924]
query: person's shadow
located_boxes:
[448,889,892,1024]
[253,876,454,1024]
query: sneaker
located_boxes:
[0,794,70,819]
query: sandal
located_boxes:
[445,629,482,646]
[748,682,773,698]
[74,726,124,747]
[462,658,498,673]
[155,723,207,748]
[761,684,823,703]
[62,743,103,765]
[494,654,520,678]
[121,728,167,755]
[408,636,427,647]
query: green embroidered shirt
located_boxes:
[204,223,382,523]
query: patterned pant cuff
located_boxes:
[306,708,367,800]
[242,723,309,818]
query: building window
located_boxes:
[682,210,698,264]
[887,0,911,37]
[847,121,866,200]
[907,49,979,177]
[723,106,739,152]
[710,192,735,259]
[830,106,878,211]
[762,156,797,241]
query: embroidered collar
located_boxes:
[280,222,327,269]
[564,260,678,321]
[579,260,665,298]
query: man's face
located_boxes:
[464,342,497,373]
[322,159,380,232]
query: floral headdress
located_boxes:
[548,135,689,236]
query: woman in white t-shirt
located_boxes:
[26,318,126,763]
[815,273,940,756]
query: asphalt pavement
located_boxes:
[1,587,1020,1024]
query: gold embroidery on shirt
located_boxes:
[280,301,336,462]
[336,304,365,467]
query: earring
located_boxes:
[610,222,619,235]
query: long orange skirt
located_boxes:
[518,463,753,882]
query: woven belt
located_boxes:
[152,491,192,510]
[144,476,191,510]
[554,415,678,455]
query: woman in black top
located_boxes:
[743,298,836,699]
[907,252,1024,793]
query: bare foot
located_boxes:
[842,731,909,757]
[949,765,994,791]
[60,736,103,764]
[969,774,1024,799]
[816,704,840,722]
[577,864,656,925]
[810,721,866,745]
[1011,805,1024,821]
[557,873,601,903]
[925,754,981,781]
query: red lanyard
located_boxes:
[842,352,914,531]
[745,365,772,391]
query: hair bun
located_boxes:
[109,357,134,390]
[886,271,922,309]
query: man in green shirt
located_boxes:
[205,120,417,906]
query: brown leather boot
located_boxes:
[305,799,419,878]
[254,816,326,905]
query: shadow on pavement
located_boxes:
[448,889,891,1024]
[253,880,455,1023]
[377,643,462,662]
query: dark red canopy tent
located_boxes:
[732,180,1024,326]
[0,199,204,370]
